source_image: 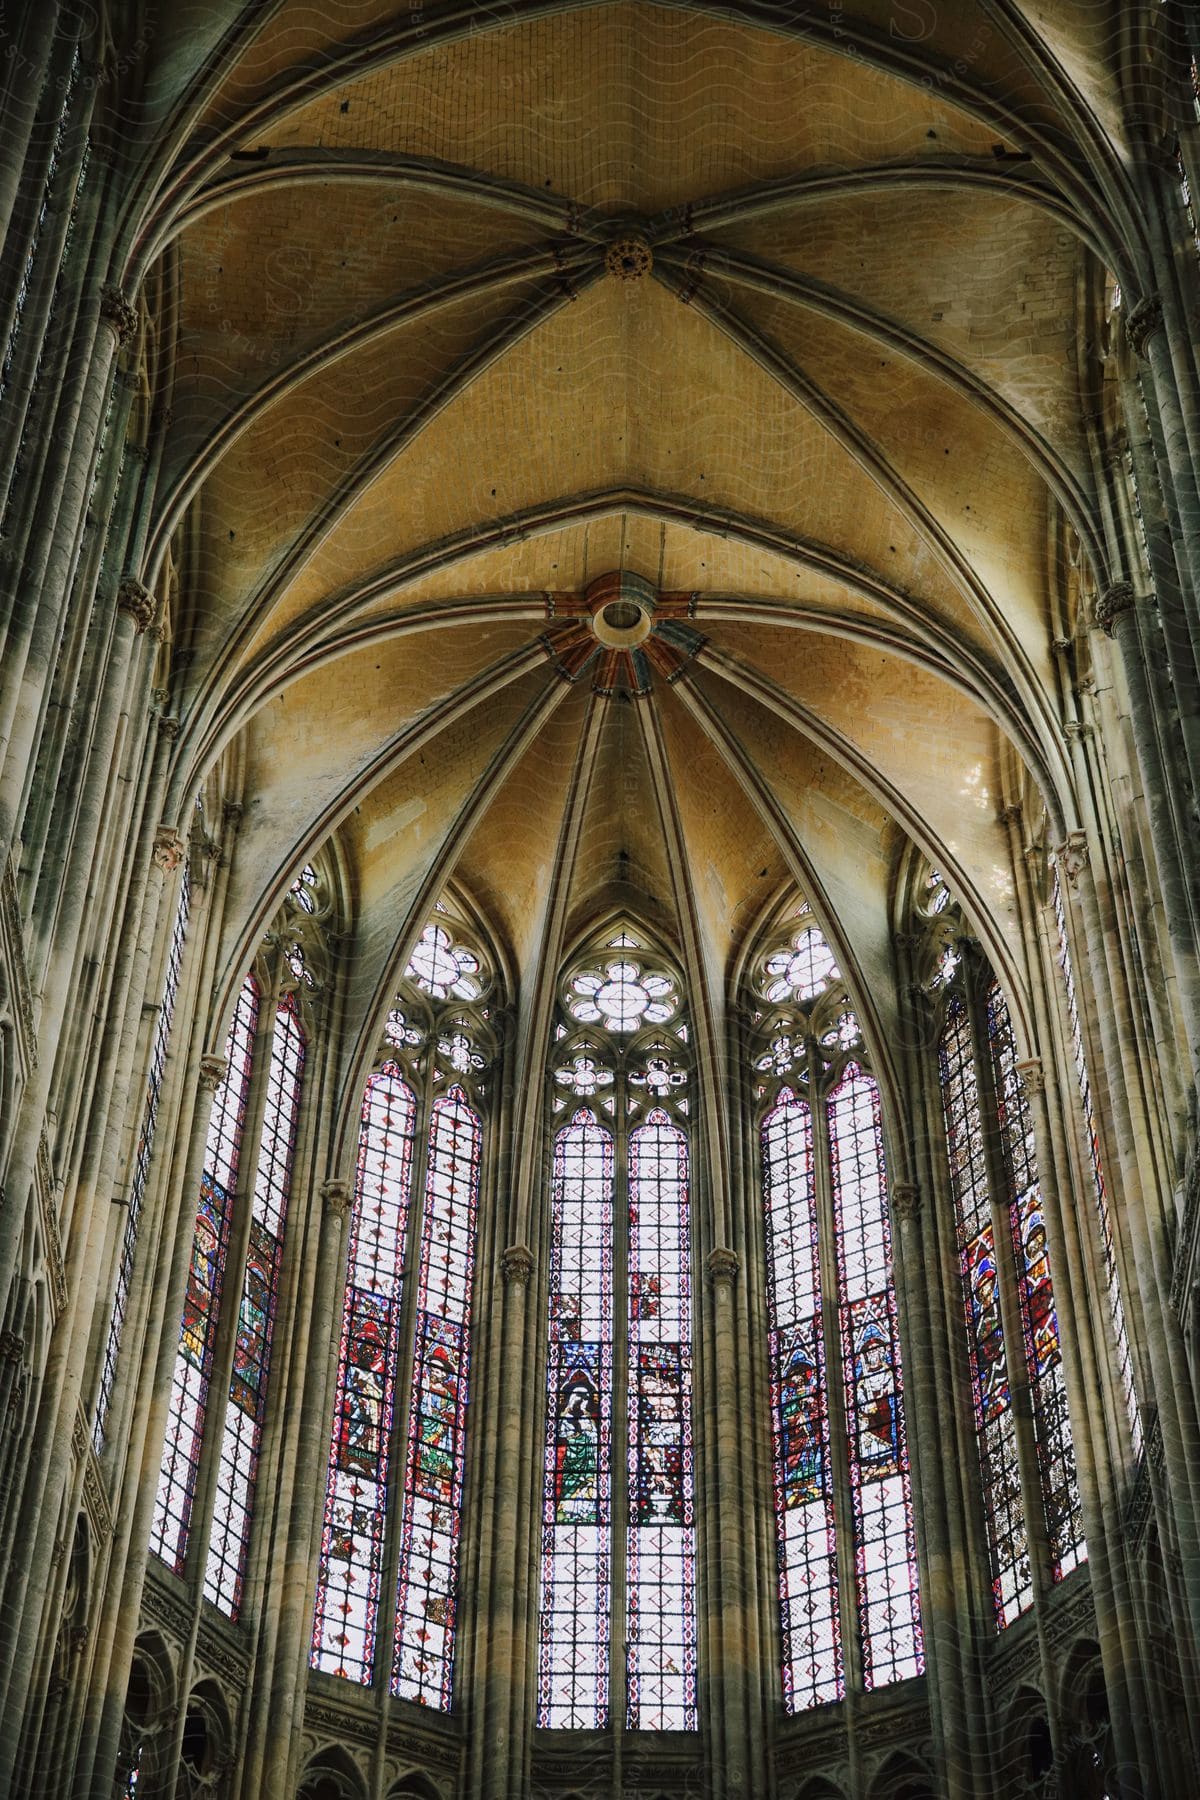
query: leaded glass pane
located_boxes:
[205,994,306,1617]
[827,1065,922,1688]
[151,976,259,1571]
[938,994,1031,1627]
[312,1068,417,1682]
[987,983,1085,1580]
[538,1110,614,1729]
[762,1089,841,1711]
[626,1111,696,1730]
[392,1088,482,1708]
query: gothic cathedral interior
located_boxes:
[1,4,1199,1798]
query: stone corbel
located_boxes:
[1054,831,1090,885]
[152,826,185,874]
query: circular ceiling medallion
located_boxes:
[587,570,656,646]
[604,235,653,282]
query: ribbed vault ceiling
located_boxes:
[141,0,1137,1070]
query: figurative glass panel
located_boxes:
[205,994,307,1616]
[938,995,1031,1627]
[538,1111,615,1729]
[312,1068,417,1682]
[762,1089,841,1711]
[626,1112,696,1730]
[95,864,191,1452]
[828,1066,922,1687]
[1051,872,1141,1451]
[151,976,259,1570]
[986,983,1085,1580]
[392,1088,482,1708]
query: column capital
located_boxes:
[198,1055,227,1092]
[320,1178,352,1221]
[99,282,139,346]
[1016,1057,1046,1094]
[1054,830,1089,884]
[152,826,185,874]
[1092,580,1137,636]
[706,1246,740,1286]
[890,1182,922,1222]
[116,576,156,633]
[0,1331,24,1364]
[501,1243,535,1286]
[1125,294,1164,358]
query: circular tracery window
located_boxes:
[405,923,482,1000]
[763,927,840,1003]
[569,955,678,1032]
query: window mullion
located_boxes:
[967,984,1054,1599]
[810,1046,861,1698]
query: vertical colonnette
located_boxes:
[747,901,922,1721]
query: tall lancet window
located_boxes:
[538,928,697,1733]
[151,865,327,1618]
[751,904,922,1713]
[311,907,493,1712]
[921,869,1085,1630]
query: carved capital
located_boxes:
[890,1182,922,1223]
[1063,719,1093,744]
[156,713,181,741]
[116,576,156,633]
[1055,830,1090,884]
[706,1246,740,1286]
[0,1331,24,1364]
[321,1178,352,1222]
[892,931,922,954]
[501,1243,535,1286]
[221,800,244,831]
[152,826,185,874]
[99,283,139,346]
[198,1055,227,1092]
[1016,1057,1046,1095]
[996,803,1023,824]
[1093,580,1137,636]
[1126,295,1164,358]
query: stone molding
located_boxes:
[198,1055,228,1092]
[116,576,156,633]
[0,861,37,1074]
[1092,579,1137,636]
[1125,294,1163,357]
[501,1243,535,1285]
[706,1246,740,1285]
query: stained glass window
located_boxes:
[763,1088,840,1709]
[829,1066,922,1686]
[539,931,695,1731]
[151,976,259,1570]
[204,992,307,1617]
[539,1110,614,1729]
[938,992,1031,1627]
[312,907,492,1710]
[95,863,191,1453]
[987,983,1085,1581]
[1051,872,1141,1452]
[392,1087,483,1707]
[312,1067,418,1683]
[755,913,922,1713]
